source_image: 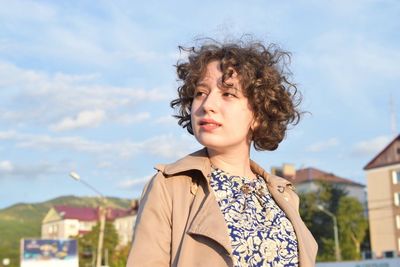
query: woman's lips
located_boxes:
[200,123,220,131]
[198,118,221,131]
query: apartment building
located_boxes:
[364,134,400,258]
[42,203,138,247]
[271,164,366,205]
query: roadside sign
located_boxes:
[20,239,78,267]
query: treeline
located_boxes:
[300,182,369,261]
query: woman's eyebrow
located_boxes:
[220,85,240,93]
[196,81,211,88]
[196,81,240,94]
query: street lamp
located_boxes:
[2,258,10,266]
[69,171,107,267]
[317,204,341,262]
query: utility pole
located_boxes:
[70,171,107,267]
[97,202,107,267]
[318,205,342,261]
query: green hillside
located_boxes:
[0,195,132,267]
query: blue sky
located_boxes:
[0,0,399,209]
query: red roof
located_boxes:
[54,205,134,222]
[364,134,400,170]
[289,167,364,187]
[107,208,132,219]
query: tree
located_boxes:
[78,221,119,267]
[111,244,131,267]
[337,196,368,260]
[299,182,369,261]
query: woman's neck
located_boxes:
[206,146,256,179]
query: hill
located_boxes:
[0,195,132,267]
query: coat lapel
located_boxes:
[186,190,233,256]
[160,148,233,256]
[260,168,318,266]
[159,148,317,266]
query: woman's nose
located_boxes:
[202,91,219,113]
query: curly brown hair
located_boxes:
[171,39,302,151]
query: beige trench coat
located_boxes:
[127,149,317,267]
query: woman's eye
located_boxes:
[222,92,237,98]
[194,91,206,97]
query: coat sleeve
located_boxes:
[126,171,172,267]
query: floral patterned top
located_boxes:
[209,167,299,267]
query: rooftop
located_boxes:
[54,205,135,221]
[288,167,364,187]
[364,134,400,170]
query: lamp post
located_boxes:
[317,205,341,261]
[70,171,106,267]
[2,258,10,266]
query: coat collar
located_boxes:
[156,148,293,188]
[155,148,212,180]
[155,148,299,257]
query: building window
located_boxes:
[383,250,395,258]
[397,215,400,229]
[393,170,400,184]
[399,238,400,251]
[395,193,400,206]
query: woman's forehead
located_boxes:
[197,61,240,85]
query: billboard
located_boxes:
[21,239,78,267]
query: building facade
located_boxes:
[42,203,138,247]
[272,164,366,206]
[364,134,400,258]
[114,214,137,247]
[42,206,99,239]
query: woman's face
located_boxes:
[190,60,255,153]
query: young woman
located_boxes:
[127,39,317,267]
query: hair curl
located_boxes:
[171,38,302,151]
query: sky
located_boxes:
[0,0,399,209]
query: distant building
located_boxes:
[114,212,137,247]
[272,164,366,206]
[364,134,400,258]
[42,206,98,239]
[41,201,138,247]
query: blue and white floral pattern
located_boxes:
[210,167,299,267]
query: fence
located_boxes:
[316,258,400,267]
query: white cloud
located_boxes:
[0,130,17,140]
[320,32,398,78]
[96,161,113,169]
[142,134,200,159]
[0,61,169,128]
[154,115,176,126]
[299,30,400,118]
[0,160,57,180]
[16,134,121,154]
[50,109,106,131]
[0,130,198,160]
[351,135,393,157]
[0,161,14,172]
[115,112,150,125]
[0,1,179,70]
[306,138,339,152]
[0,130,116,154]
[309,0,384,17]
[117,175,152,190]
[0,1,57,22]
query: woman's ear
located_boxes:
[251,118,259,132]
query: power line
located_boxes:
[367,197,393,203]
